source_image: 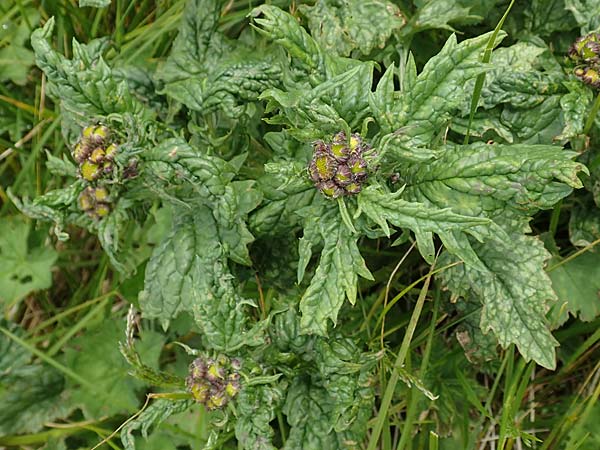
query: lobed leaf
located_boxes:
[440,232,559,369]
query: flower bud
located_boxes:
[78,188,94,212]
[317,180,345,198]
[309,145,338,182]
[334,164,352,186]
[89,148,106,164]
[575,66,600,88]
[230,358,242,371]
[104,143,118,161]
[345,182,362,195]
[73,142,91,163]
[569,33,600,63]
[189,358,207,379]
[206,358,226,381]
[188,378,211,404]
[95,202,111,218]
[80,160,101,181]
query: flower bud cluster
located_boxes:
[73,125,118,182]
[186,355,242,410]
[569,33,600,88]
[73,124,120,219]
[308,131,370,198]
[78,186,111,219]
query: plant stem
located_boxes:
[583,91,600,135]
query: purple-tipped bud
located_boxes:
[230,358,242,371]
[317,180,345,198]
[105,143,118,161]
[188,379,211,403]
[345,182,362,195]
[225,379,241,398]
[334,164,352,186]
[94,202,111,218]
[206,390,227,410]
[347,154,368,179]
[309,148,337,181]
[78,188,94,212]
[576,66,600,88]
[73,142,92,163]
[190,358,207,379]
[206,360,226,381]
[89,148,106,164]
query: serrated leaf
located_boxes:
[386,31,504,148]
[235,384,284,450]
[251,5,325,76]
[569,201,600,247]
[139,204,265,351]
[0,217,57,306]
[358,185,490,238]
[299,208,373,335]
[557,80,593,141]
[31,18,143,133]
[299,0,405,57]
[143,138,237,199]
[565,0,600,33]
[45,150,78,177]
[440,233,559,369]
[405,142,586,229]
[249,173,316,237]
[156,0,281,118]
[548,253,600,324]
[403,0,480,35]
[121,399,193,450]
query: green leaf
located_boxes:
[235,384,284,450]
[565,0,600,33]
[0,321,71,434]
[0,217,57,307]
[283,378,342,450]
[45,150,78,177]
[557,80,594,142]
[143,138,237,199]
[156,0,281,118]
[299,207,373,335]
[405,142,586,229]
[385,31,504,148]
[62,321,164,418]
[139,204,265,351]
[121,399,194,450]
[440,233,559,369]
[0,8,38,85]
[569,200,600,247]
[358,185,489,238]
[402,0,481,36]
[548,252,600,324]
[249,173,316,237]
[283,372,373,450]
[299,0,405,57]
[251,5,325,76]
[31,18,143,129]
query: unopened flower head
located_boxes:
[73,123,120,182]
[308,131,371,198]
[186,354,242,410]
